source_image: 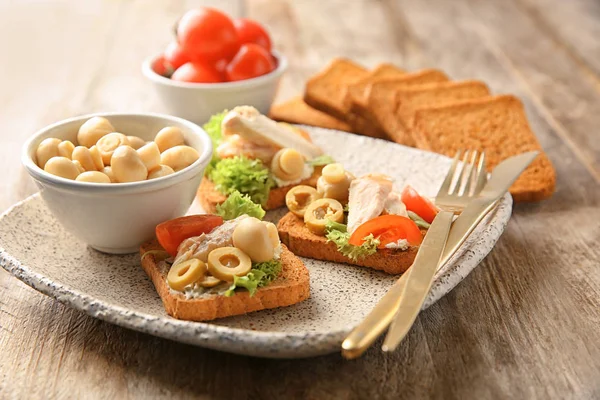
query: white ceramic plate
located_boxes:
[0,128,512,358]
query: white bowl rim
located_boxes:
[22,112,213,194]
[141,50,288,90]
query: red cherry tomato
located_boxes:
[171,62,222,83]
[225,44,276,81]
[164,41,190,70]
[156,215,224,256]
[176,7,240,63]
[349,215,423,249]
[213,58,229,80]
[401,185,439,224]
[233,18,272,52]
[152,56,173,77]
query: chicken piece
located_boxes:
[221,106,323,159]
[383,192,408,217]
[216,134,279,163]
[347,174,393,233]
[174,215,248,264]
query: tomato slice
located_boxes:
[401,185,438,224]
[349,215,423,249]
[156,215,224,256]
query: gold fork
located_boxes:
[341,150,487,359]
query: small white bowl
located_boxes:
[142,51,287,125]
[22,112,213,254]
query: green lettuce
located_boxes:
[208,156,274,205]
[215,190,265,220]
[202,110,228,175]
[224,259,283,297]
[308,154,335,167]
[408,211,431,229]
[325,220,379,261]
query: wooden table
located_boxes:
[1,1,599,398]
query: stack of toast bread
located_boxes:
[269,58,556,202]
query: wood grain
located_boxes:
[0,0,599,399]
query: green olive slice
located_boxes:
[304,198,344,236]
[167,259,207,291]
[285,185,322,218]
[207,247,252,282]
[198,275,222,288]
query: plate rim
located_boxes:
[1,131,513,358]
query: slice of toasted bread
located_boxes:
[412,95,556,202]
[277,212,421,275]
[140,241,310,322]
[353,69,450,121]
[304,58,369,120]
[361,70,450,144]
[386,80,490,146]
[346,113,389,139]
[197,167,322,213]
[269,97,353,132]
[342,64,407,118]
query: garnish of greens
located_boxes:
[202,110,228,175]
[308,154,335,167]
[408,211,431,229]
[202,111,274,205]
[215,190,266,220]
[224,259,282,297]
[209,156,274,205]
[324,220,379,261]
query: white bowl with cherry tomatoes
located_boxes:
[142,7,286,125]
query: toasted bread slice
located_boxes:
[277,212,421,275]
[412,95,556,202]
[140,241,310,322]
[269,97,353,132]
[385,80,490,146]
[342,64,406,118]
[347,113,388,139]
[353,69,450,122]
[361,70,450,144]
[197,167,322,213]
[304,58,369,120]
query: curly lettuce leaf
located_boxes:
[308,154,335,167]
[202,110,228,175]
[215,190,265,221]
[408,211,431,229]
[224,259,283,297]
[208,156,274,205]
[325,221,379,261]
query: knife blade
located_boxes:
[341,151,539,359]
[381,210,454,352]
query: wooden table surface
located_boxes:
[1,0,599,399]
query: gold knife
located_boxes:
[341,151,539,359]
[381,210,454,351]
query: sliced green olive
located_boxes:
[167,259,207,291]
[207,247,252,282]
[304,198,344,235]
[285,185,322,218]
[198,275,222,288]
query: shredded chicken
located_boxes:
[383,192,408,217]
[347,174,393,233]
[216,134,279,163]
[174,215,248,264]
